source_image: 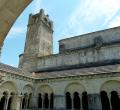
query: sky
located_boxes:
[1,0,120,67]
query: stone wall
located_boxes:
[37,43,120,71]
[59,26,120,52]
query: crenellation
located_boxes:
[28,9,53,30]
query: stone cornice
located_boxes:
[0,70,34,82]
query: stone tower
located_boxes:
[19,9,53,72]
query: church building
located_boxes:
[0,9,120,110]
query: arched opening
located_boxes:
[27,93,32,108]
[22,94,26,109]
[111,91,120,110]
[82,91,88,110]
[50,93,54,109]
[44,93,49,109]
[73,92,80,109]
[100,91,110,110]
[0,93,6,110]
[66,92,72,109]
[38,93,42,108]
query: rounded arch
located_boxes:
[36,84,53,95]
[36,84,54,109]
[100,80,120,94]
[65,82,86,94]
[23,84,33,94]
[0,81,18,95]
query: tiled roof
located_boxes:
[34,64,120,79]
[0,63,120,80]
[0,63,30,76]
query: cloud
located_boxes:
[108,16,120,28]
[63,0,120,36]
[7,27,26,38]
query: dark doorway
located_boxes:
[22,97,26,109]
[82,92,88,110]
[111,91,120,110]
[44,93,49,109]
[0,96,6,110]
[38,93,42,108]
[100,91,110,110]
[66,92,72,109]
[50,93,54,109]
[73,92,80,109]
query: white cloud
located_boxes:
[108,16,120,28]
[7,27,26,38]
[65,0,120,36]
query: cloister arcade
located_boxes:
[0,80,120,110]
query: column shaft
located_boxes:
[54,95,65,109]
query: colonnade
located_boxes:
[36,91,120,110]
[0,92,14,110]
[0,92,32,110]
[38,93,54,109]
[100,90,120,110]
[22,93,32,109]
[0,91,120,110]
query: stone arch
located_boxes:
[23,84,33,94]
[0,81,18,110]
[22,84,33,109]
[0,81,18,95]
[36,84,53,95]
[100,80,120,110]
[65,82,86,110]
[36,84,54,109]
[100,80,120,94]
[65,82,86,95]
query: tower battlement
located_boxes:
[28,9,53,30]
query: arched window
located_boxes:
[44,93,49,109]
[82,91,88,110]
[50,93,54,109]
[38,93,42,108]
[100,91,110,110]
[111,91,120,110]
[73,92,80,109]
[66,92,72,109]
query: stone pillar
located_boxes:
[80,95,83,110]
[19,95,23,110]
[4,95,9,110]
[88,94,102,110]
[48,94,50,109]
[15,95,21,110]
[54,94,65,109]
[25,96,29,109]
[30,95,38,109]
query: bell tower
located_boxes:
[19,9,53,72]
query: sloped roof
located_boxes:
[0,0,32,48]
[34,64,120,79]
[0,63,30,76]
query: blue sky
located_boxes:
[1,0,120,67]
